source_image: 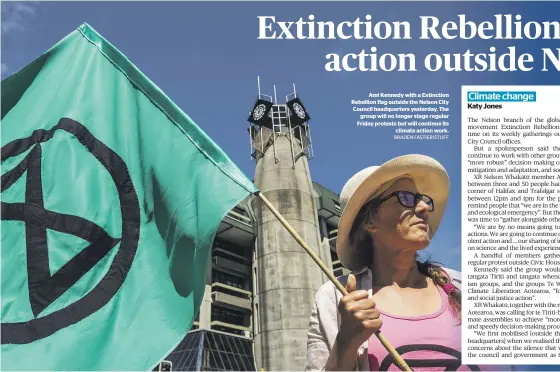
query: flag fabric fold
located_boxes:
[1,22,257,371]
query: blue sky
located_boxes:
[2,1,560,277]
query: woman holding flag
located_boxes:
[305,154,466,371]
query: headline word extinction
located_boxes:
[257,14,560,72]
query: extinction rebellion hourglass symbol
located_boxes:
[378,344,481,371]
[1,118,140,344]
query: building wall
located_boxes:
[251,125,333,371]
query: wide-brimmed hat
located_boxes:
[336,154,450,271]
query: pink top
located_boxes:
[367,285,509,371]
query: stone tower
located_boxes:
[248,84,332,371]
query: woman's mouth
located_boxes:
[413,221,428,231]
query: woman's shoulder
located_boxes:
[314,274,345,303]
[315,268,371,301]
[314,266,461,299]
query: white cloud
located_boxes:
[1,63,8,75]
[1,2,40,34]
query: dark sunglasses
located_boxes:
[377,191,435,212]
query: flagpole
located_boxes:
[255,191,412,372]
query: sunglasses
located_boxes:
[376,191,435,212]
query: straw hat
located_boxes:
[336,154,450,271]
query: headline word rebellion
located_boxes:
[258,14,559,40]
[257,14,560,72]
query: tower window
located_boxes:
[212,270,245,289]
[212,306,245,326]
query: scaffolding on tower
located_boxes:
[247,77,313,168]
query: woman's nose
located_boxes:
[415,199,431,214]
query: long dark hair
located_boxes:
[349,197,461,320]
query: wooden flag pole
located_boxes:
[256,192,412,372]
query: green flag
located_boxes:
[1,23,257,370]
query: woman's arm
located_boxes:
[306,274,382,371]
[306,290,333,371]
[324,335,362,371]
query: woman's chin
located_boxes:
[406,234,431,250]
